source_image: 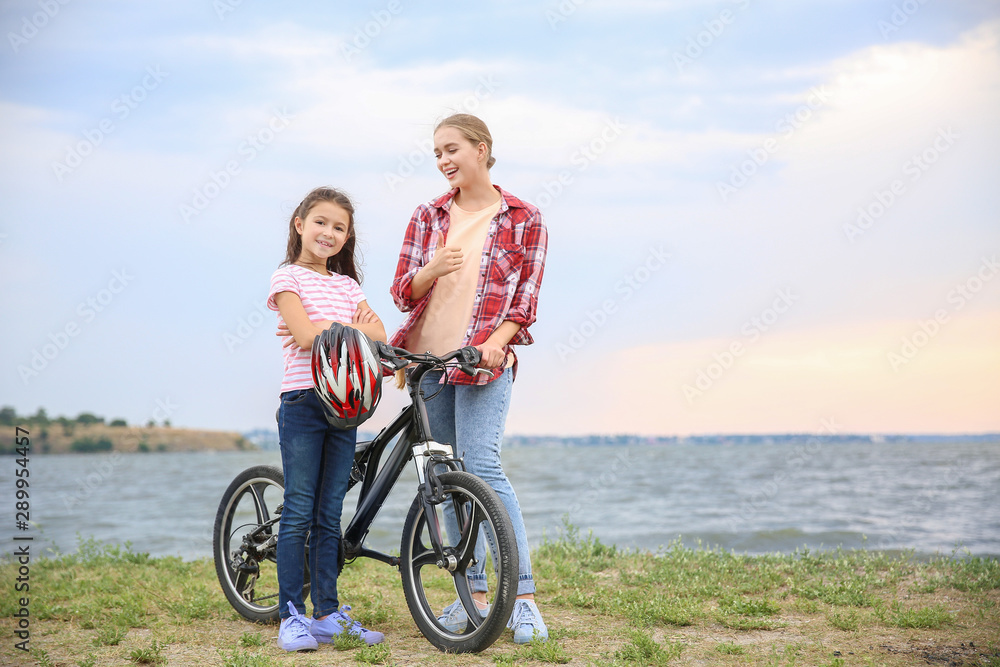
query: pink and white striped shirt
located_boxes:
[267,264,365,394]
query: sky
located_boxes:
[1,0,998,437]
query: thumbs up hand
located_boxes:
[425,231,463,279]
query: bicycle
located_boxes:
[213,342,519,653]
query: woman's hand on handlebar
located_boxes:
[474,340,507,370]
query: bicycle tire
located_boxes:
[400,470,519,653]
[213,465,308,623]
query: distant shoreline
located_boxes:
[6,424,997,455]
[224,429,1000,453]
[1,423,251,455]
[499,432,1000,447]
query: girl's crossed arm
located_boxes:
[275,293,386,350]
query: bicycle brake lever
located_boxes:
[456,346,484,376]
[382,357,408,371]
[375,341,408,371]
[460,346,482,365]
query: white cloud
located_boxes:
[782,21,1000,168]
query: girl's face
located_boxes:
[294,201,351,269]
[434,126,486,189]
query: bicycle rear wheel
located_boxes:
[400,470,518,652]
[213,465,307,623]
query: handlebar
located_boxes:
[375,342,485,378]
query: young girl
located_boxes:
[389,114,549,643]
[266,187,387,651]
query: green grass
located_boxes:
[827,608,861,631]
[355,642,393,665]
[891,603,952,629]
[613,629,683,665]
[522,636,571,664]
[718,595,781,616]
[929,551,1000,592]
[219,649,278,667]
[93,626,127,646]
[1,526,998,666]
[30,647,53,667]
[716,641,746,655]
[127,639,166,665]
[238,631,265,648]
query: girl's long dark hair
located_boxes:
[282,187,364,284]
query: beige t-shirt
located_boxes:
[406,199,501,356]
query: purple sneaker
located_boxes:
[309,605,384,645]
[277,602,318,652]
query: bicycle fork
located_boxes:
[412,440,465,570]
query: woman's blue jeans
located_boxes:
[420,368,535,596]
[276,388,355,619]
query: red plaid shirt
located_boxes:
[389,185,548,385]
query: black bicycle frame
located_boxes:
[340,360,458,567]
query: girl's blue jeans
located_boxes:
[420,367,535,596]
[276,388,355,619]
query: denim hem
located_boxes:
[312,606,338,619]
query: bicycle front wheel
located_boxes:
[400,470,519,653]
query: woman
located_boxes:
[389,113,549,643]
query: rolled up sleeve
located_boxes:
[504,209,547,346]
[390,208,431,313]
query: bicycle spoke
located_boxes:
[452,500,487,570]
[234,569,250,599]
[409,533,439,568]
[248,482,271,525]
[454,578,482,629]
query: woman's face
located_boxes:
[433,126,485,189]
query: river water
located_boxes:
[4,439,999,560]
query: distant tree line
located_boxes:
[0,407,171,429]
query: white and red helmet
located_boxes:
[311,323,383,429]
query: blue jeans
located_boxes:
[421,368,535,596]
[276,388,356,619]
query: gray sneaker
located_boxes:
[508,599,548,644]
[437,599,490,633]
